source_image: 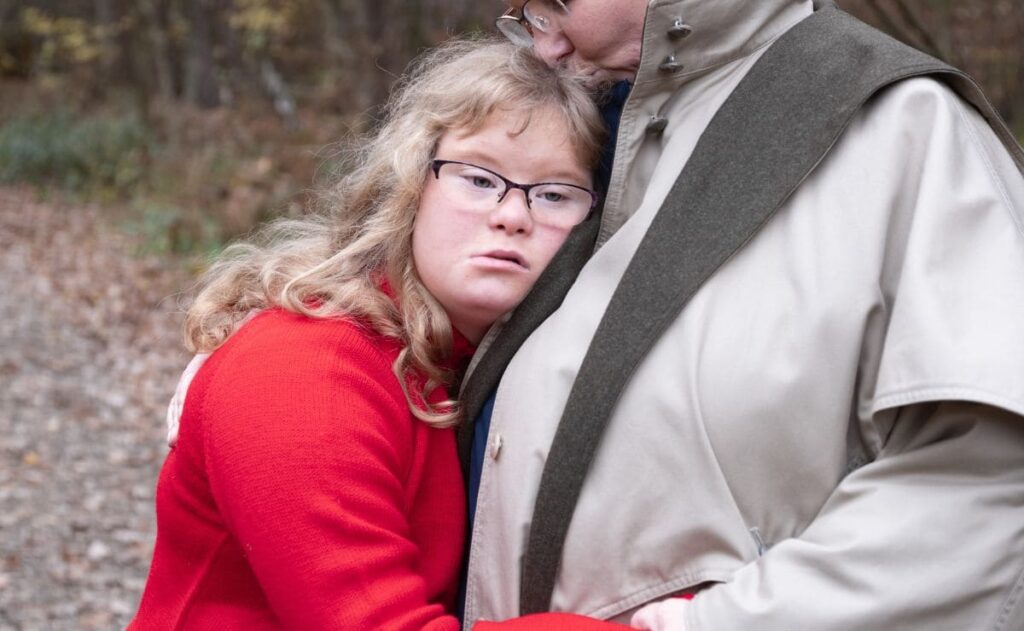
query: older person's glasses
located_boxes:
[430,159,597,229]
[496,0,571,48]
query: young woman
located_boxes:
[129,38,605,629]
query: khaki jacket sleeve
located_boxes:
[685,401,1024,631]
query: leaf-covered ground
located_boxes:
[0,187,192,629]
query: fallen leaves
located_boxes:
[0,186,192,629]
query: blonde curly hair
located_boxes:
[183,36,605,427]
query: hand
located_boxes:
[630,597,690,631]
[474,612,631,630]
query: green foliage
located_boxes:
[19,7,115,73]
[125,201,224,257]
[0,109,153,197]
[229,0,296,54]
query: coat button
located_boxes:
[658,55,684,74]
[669,19,693,41]
[646,116,669,135]
[490,433,503,459]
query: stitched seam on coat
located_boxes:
[685,361,761,555]
[993,561,1024,631]
[950,88,1024,239]
[583,568,734,621]
[872,385,1024,419]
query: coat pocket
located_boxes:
[592,574,731,624]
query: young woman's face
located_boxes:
[412,108,593,343]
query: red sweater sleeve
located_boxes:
[195,311,460,630]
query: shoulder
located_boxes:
[184,309,412,456]
[847,77,962,139]
[229,307,394,363]
[823,76,1019,186]
[877,75,966,111]
[854,77,1022,209]
[205,308,400,393]
[853,76,1009,157]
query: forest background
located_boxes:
[0,1,1022,629]
[1,0,1023,253]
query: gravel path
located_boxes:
[0,187,192,629]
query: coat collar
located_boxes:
[632,0,813,98]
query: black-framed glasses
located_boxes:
[430,159,597,229]
[496,0,571,47]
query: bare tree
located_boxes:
[184,0,222,108]
[138,0,176,102]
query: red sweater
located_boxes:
[130,308,469,630]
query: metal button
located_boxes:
[490,433,503,459]
[646,116,668,135]
[658,55,684,74]
[669,19,693,41]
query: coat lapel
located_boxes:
[456,211,601,472]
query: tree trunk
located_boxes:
[184,0,221,108]
[92,0,117,97]
[321,0,375,113]
[138,0,176,101]
[365,0,396,110]
[318,0,356,68]
[0,0,18,31]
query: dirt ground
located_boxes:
[0,187,192,629]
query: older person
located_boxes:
[461,1,1024,630]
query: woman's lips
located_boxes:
[473,250,529,270]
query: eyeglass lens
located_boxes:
[523,0,568,34]
[434,161,593,229]
[496,0,568,45]
[496,14,534,47]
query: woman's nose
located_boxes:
[489,189,535,234]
